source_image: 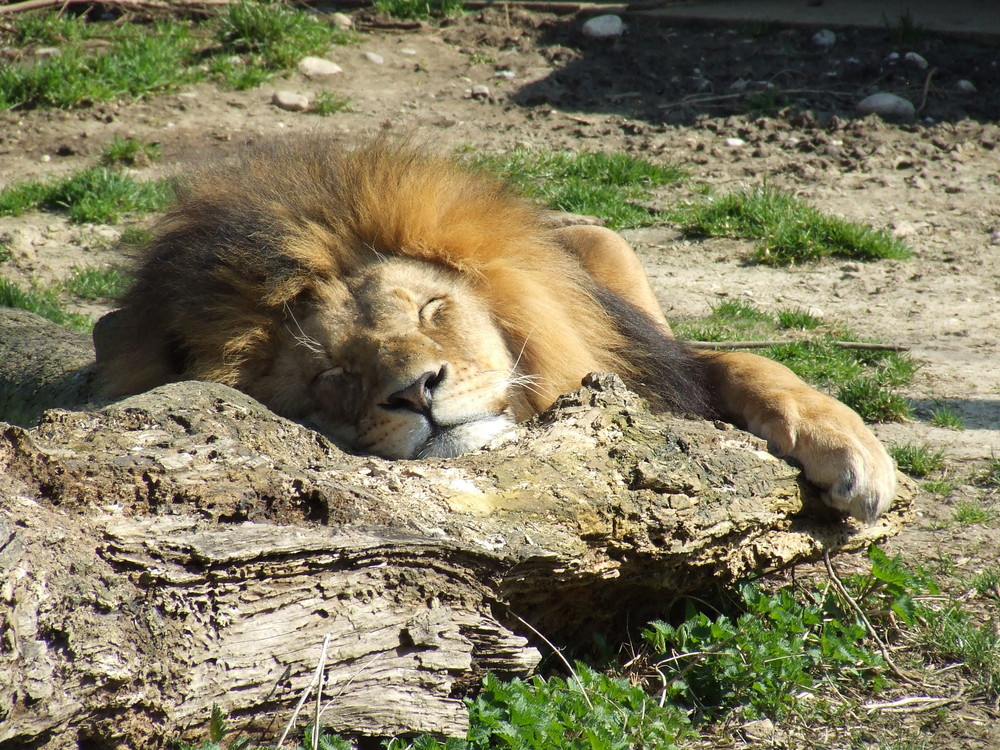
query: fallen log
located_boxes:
[0,309,911,748]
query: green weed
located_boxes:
[973,455,1000,488]
[0,166,172,223]
[927,404,965,430]
[63,266,131,300]
[889,443,947,477]
[884,10,926,45]
[373,0,465,20]
[969,567,1000,598]
[671,185,912,266]
[310,91,352,116]
[0,235,11,263]
[0,277,90,332]
[953,500,996,525]
[101,136,160,167]
[921,479,955,497]
[478,148,685,230]
[918,604,1000,701]
[776,308,823,330]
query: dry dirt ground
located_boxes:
[1,8,998,749]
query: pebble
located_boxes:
[330,12,353,28]
[886,52,900,62]
[34,47,61,57]
[956,79,977,93]
[271,90,310,112]
[400,48,417,56]
[990,230,1000,244]
[742,719,775,742]
[856,92,915,122]
[494,70,516,79]
[724,137,745,147]
[469,84,491,100]
[581,14,625,39]
[298,56,343,78]
[362,51,384,65]
[904,51,929,70]
[811,29,836,48]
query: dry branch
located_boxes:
[0,309,912,748]
[688,339,910,352]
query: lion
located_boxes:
[93,135,896,523]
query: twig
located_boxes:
[917,67,937,114]
[688,340,909,352]
[659,88,856,110]
[823,552,917,684]
[510,611,593,710]
[277,633,331,749]
[864,694,960,712]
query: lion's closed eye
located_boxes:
[419,297,446,326]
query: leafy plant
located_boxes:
[476,148,685,230]
[671,185,912,265]
[310,91,352,116]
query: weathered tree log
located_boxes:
[0,310,912,749]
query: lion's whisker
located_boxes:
[283,303,325,357]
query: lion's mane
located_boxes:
[99,136,708,417]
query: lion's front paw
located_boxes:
[778,410,896,524]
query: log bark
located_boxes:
[0,309,912,748]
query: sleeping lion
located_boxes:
[94,136,896,523]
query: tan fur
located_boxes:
[94,136,895,522]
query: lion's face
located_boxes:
[251,257,520,459]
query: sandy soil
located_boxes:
[1,8,998,748]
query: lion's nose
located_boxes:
[384,367,446,414]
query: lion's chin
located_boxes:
[414,415,515,459]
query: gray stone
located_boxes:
[362,51,384,65]
[298,56,343,78]
[581,14,624,39]
[271,90,310,112]
[811,29,836,48]
[330,12,353,28]
[856,92,915,122]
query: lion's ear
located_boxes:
[93,308,185,398]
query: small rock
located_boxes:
[891,221,917,238]
[904,51,929,70]
[856,92,915,122]
[298,56,342,78]
[494,70,516,79]
[956,79,977,94]
[807,306,824,319]
[400,48,417,56]
[330,11,353,28]
[841,262,861,273]
[989,230,1000,244]
[811,29,836,48]
[469,84,491,100]
[34,47,61,57]
[271,90,310,112]
[886,51,900,62]
[362,51,384,65]
[40,154,51,162]
[724,137,745,147]
[581,14,624,39]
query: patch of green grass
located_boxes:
[918,603,1000,701]
[63,266,131,300]
[310,91,352,116]
[953,500,996,525]
[101,136,160,167]
[0,277,90,332]
[216,0,352,73]
[674,300,915,422]
[0,166,172,223]
[670,185,912,266]
[927,404,965,430]
[1,3,355,108]
[374,0,466,20]
[889,442,947,477]
[973,455,1000,488]
[477,147,686,230]
[969,567,1000,598]
[0,234,12,263]
[884,10,926,45]
[921,479,955,497]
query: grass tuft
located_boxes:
[63,266,131,300]
[374,0,466,20]
[927,404,965,430]
[0,166,172,223]
[671,185,912,265]
[101,136,160,167]
[310,91,352,116]
[675,300,915,422]
[953,500,996,525]
[0,277,90,332]
[889,442,947,477]
[477,147,686,230]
